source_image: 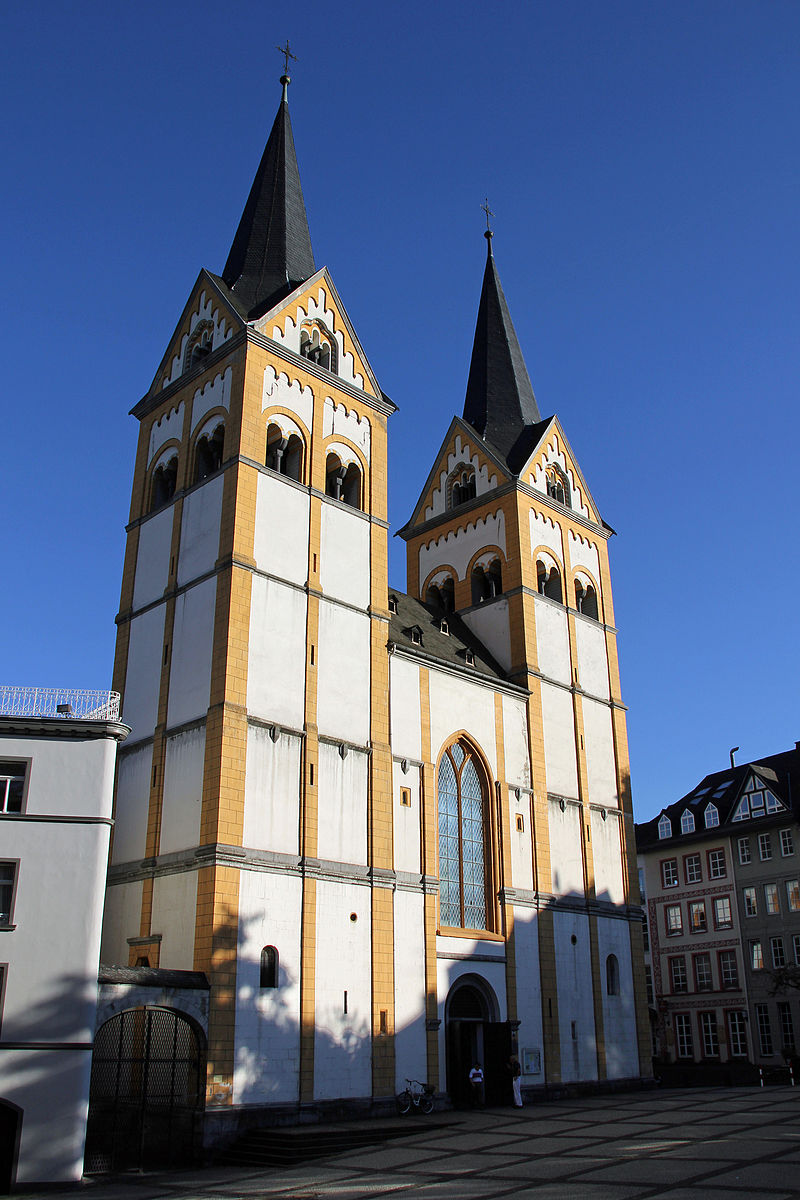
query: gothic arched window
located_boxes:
[438,741,490,931]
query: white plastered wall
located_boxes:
[243,726,301,855]
[323,398,371,462]
[167,577,217,728]
[393,889,427,1089]
[316,600,370,745]
[548,800,585,897]
[567,530,601,581]
[389,656,421,762]
[530,508,565,562]
[534,597,571,686]
[190,367,231,431]
[509,792,534,891]
[392,762,421,874]
[133,508,173,610]
[234,870,302,1104]
[575,618,609,700]
[320,503,370,609]
[122,605,165,741]
[151,871,198,970]
[177,474,223,587]
[461,600,511,673]
[540,682,579,800]
[418,510,506,588]
[111,743,153,864]
[501,696,531,788]
[583,698,618,810]
[317,743,368,866]
[148,401,183,462]
[247,577,307,729]
[553,910,597,1082]
[512,907,545,1083]
[160,726,205,854]
[4,1049,94,1184]
[428,671,497,779]
[262,366,314,431]
[254,473,310,586]
[314,881,372,1099]
[590,808,625,905]
[101,880,144,964]
[597,916,639,1079]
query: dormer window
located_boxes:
[388,595,398,614]
[681,809,695,834]
[404,625,423,646]
[464,649,475,666]
[705,803,719,829]
[439,619,449,635]
[658,813,672,840]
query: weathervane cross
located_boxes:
[481,198,494,232]
[277,40,298,74]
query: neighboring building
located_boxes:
[637,745,800,1074]
[0,687,127,1189]
[96,72,649,1160]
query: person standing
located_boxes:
[508,1055,523,1107]
[468,1061,485,1107]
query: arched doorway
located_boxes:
[0,1101,21,1194]
[445,977,512,1107]
[84,1007,205,1173]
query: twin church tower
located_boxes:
[102,72,649,1126]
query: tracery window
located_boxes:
[438,742,490,931]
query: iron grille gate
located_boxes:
[84,1008,205,1173]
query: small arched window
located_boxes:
[681,809,695,835]
[194,423,224,483]
[260,945,279,988]
[471,566,492,606]
[488,559,503,597]
[537,561,562,603]
[658,813,672,840]
[705,803,719,829]
[606,954,620,996]
[266,423,304,482]
[150,455,178,511]
[299,321,338,374]
[184,321,213,373]
[438,741,491,931]
[575,579,599,620]
[447,464,476,509]
[326,453,361,509]
[545,465,570,507]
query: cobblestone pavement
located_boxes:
[22,1087,800,1200]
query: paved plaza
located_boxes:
[23,1087,800,1200]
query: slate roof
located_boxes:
[387,589,511,686]
[221,79,315,318]
[636,746,800,850]
[462,234,543,473]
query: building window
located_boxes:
[665,904,683,936]
[658,814,672,840]
[644,963,654,1006]
[670,956,688,994]
[793,934,800,966]
[606,954,620,995]
[771,937,786,969]
[260,946,279,988]
[0,762,26,814]
[756,1004,773,1055]
[786,880,800,913]
[778,1002,795,1052]
[674,1012,693,1058]
[759,833,772,861]
[661,858,678,889]
[184,321,213,371]
[765,883,780,915]
[689,900,707,934]
[471,562,503,605]
[728,1010,748,1057]
[266,423,304,482]
[781,829,795,857]
[299,321,338,373]
[704,803,719,829]
[325,454,362,509]
[737,836,751,865]
[699,1012,719,1057]
[743,886,757,917]
[536,561,563,603]
[707,848,726,879]
[193,421,225,483]
[150,454,178,511]
[0,863,18,927]
[719,949,739,989]
[545,465,570,507]
[680,809,695,835]
[713,896,732,929]
[574,578,599,620]
[641,914,649,952]
[694,953,713,992]
[751,940,764,970]
[438,741,490,931]
[684,853,702,884]
[448,465,477,508]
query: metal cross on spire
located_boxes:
[481,198,494,233]
[277,40,298,76]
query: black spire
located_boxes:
[222,74,315,316]
[462,231,541,469]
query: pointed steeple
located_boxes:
[222,74,315,316]
[462,231,541,470]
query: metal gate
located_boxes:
[84,1007,205,1173]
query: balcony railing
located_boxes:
[0,686,121,721]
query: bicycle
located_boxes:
[396,1078,435,1115]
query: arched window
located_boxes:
[325,453,361,509]
[438,741,491,931]
[260,945,279,988]
[447,465,476,509]
[681,809,695,834]
[471,566,492,605]
[658,813,672,840]
[575,579,599,620]
[606,954,620,996]
[545,465,570,507]
[537,561,562,602]
[299,321,338,374]
[266,423,304,482]
[705,803,719,829]
[488,559,503,597]
[150,455,178,511]
[184,321,213,372]
[193,422,224,483]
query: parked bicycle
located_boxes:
[396,1078,435,1115]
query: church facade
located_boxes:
[100,74,650,1133]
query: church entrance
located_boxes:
[84,1007,205,1173]
[0,1101,21,1194]
[445,978,512,1107]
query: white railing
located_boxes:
[0,686,121,721]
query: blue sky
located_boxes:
[2,1,798,822]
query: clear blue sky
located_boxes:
[2,1,798,822]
